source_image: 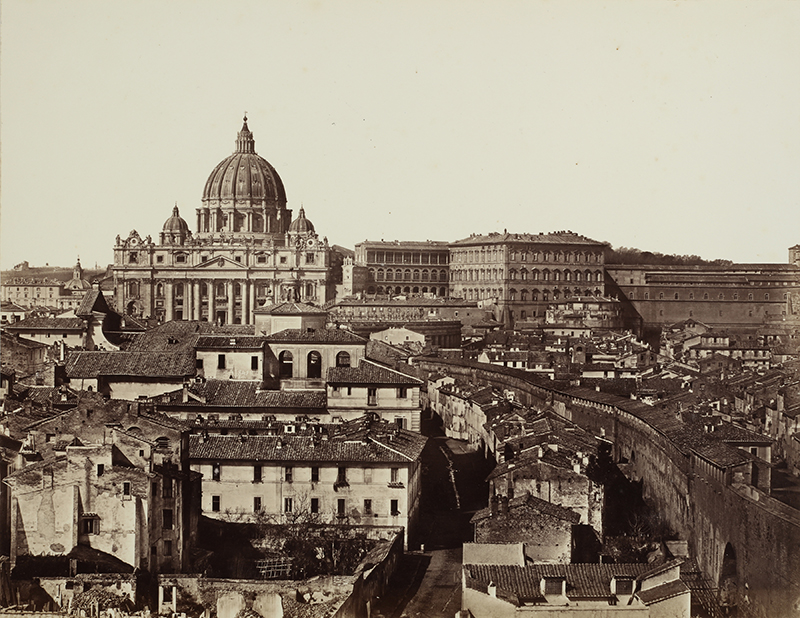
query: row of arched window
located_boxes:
[366,285,448,296]
[369,268,448,282]
[277,350,351,379]
[452,268,603,283]
[461,288,602,301]
[632,291,785,301]
[452,248,602,264]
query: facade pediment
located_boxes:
[196,256,247,269]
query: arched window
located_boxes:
[543,291,549,301]
[521,289,528,301]
[509,269,517,280]
[765,293,770,300]
[156,283,164,298]
[575,271,582,282]
[306,282,314,298]
[532,289,539,301]
[234,282,242,297]
[174,283,184,298]
[719,293,724,300]
[520,269,527,281]
[128,281,139,296]
[595,271,603,282]
[510,289,517,301]
[376,269,384,281]
[674,293,679,300]
[336,351,351,368]
[421,269,429,281]
[659,293,664,300]
[307,351,322,379]
[703,293,709,300]
[565,270,571,281]
[279,351,293,378]
[543,270,551,281]
[554,270,561,281]
[216,282,225,297]
[385,270,393,281]
[413,269,420,281]
[404,269,412,281]
[440,270,447,282]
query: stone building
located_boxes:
[350,240,451,297]
[4,397,199,575]
[1,260,94,311]
[188,414,426,546]
[112,117,332,324]
[449,231,607,328]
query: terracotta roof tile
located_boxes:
[65,351,195,378]
[266,328,367,344]
[327,360,422,385]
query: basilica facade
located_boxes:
[112,118,332,324]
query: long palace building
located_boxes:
[112,117,332,324]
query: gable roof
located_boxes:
[266,328,367,344]
[189,417,426,464]
[6,317,85,331]
[156,380,327,409]
[327,359,422,386]
[65,351,195,378]
[255,301,327,315]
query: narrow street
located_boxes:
[374,414,493,618]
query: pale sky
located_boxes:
[1,0,798,270]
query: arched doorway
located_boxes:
[279,351,293,378]
[307,351,322,379]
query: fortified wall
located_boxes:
[414,357,800,618]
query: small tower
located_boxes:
[789,244,800,267]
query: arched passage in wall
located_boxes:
[719,542,739,611]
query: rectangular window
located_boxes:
[211,496,220,512]
[395,417,405,430]
[311,466,320,483]
[285,466,293,483]
[280,256,287,264]
[156,255,163,263]
[212,463,221,481]
[391,500,399,516]
[196,358,204,369]
[163,478,173,498]
[123,482,131,496]
[218,354,226,369]
[398,387,407,398]
[97,464,104,477]
[152,482,158,497]
[257,255,267,264]
[367,387,377,406]
[254,497,262,512]
[284,497,293,513]
[251,356,259,370]
[364,499,372,515]
[164,540,173,556]
[254,465,262,483]
[337,466,347,485]
[337,499,345,516]
[82,518,97,534]
[363,467,372,484]
[311,498,320,514]
[391,468,399,483]
[163,509,174,529]
[306,253,315,264]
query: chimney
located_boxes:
[182,382,189,403]
[487,582,497,598]
[499,495,509,514]
[490,494,499,516]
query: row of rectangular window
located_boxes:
[213,464,401,484]
[632,291,780,301]
[212,495,401,517]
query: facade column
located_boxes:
[227,280,235,325]
[209,281,216,325]
[249,281,257,322]
[196,211,201,232]
[183,281,191,321]
[165,283,174,322]
[241,280,249,325]
[246,212,253,233]
[193,282,201,320]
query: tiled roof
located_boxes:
[189,417,426,463]
[451,231,605,247]
[464,563,665,602]
[6,317,85,331]
[158,380,327,409]
[266,328,367,344]
[327,360,422,385]
[75,290,109,317]
[1,331,49,349]
[708,423,773,445]
[471,493,581,525]
[195,335,268,349]
[124,321,254,352]
[255,302,327,315]
[65,351,195,378]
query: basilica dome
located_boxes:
[162,204,190,234]
[202,117,287,205]
[288,207,315,234]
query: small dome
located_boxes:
[203,116,287,205]
[163,204,190,234]
[289,207,315,234]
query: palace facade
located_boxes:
[112,118,332,325]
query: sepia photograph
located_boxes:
[1,2,798,616]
